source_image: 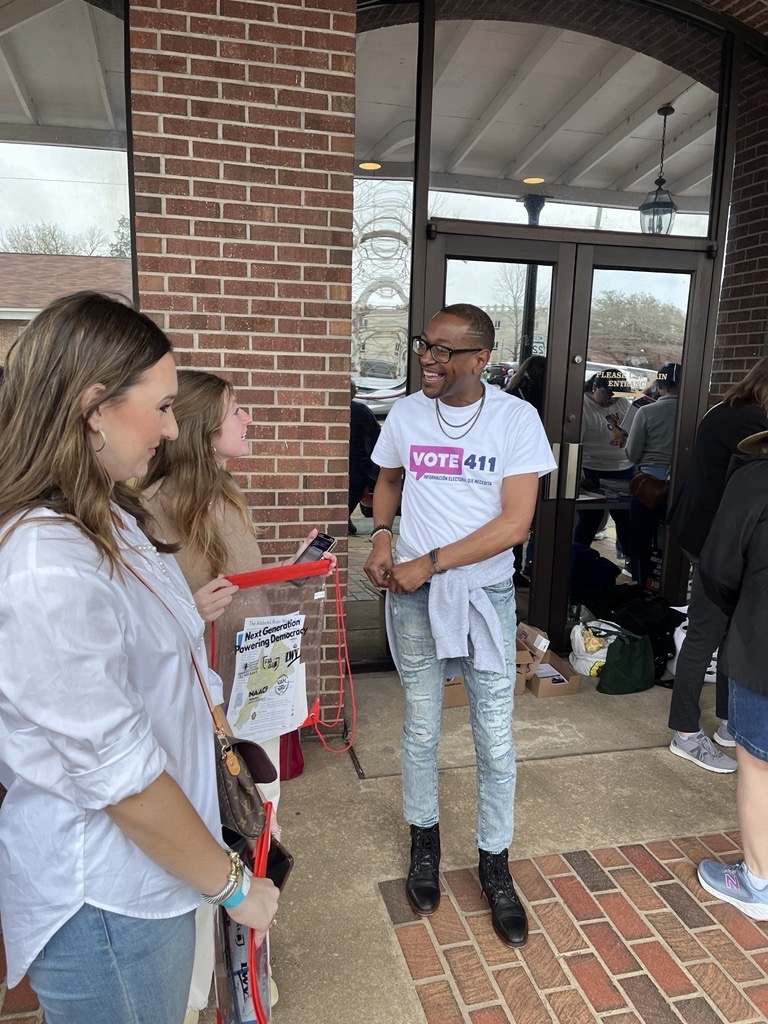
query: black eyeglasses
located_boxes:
[412,336,484,364]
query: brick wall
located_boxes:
[129,0,357,714]
[710,50,768,396]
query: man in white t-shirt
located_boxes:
[364,304,556,948]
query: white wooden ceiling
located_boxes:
[0,0,125,150]
[356,20,716,213]
[0,5,717,215]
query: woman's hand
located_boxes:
[287,529,337,574]
[227,875,279,947]
[193,576,238,622]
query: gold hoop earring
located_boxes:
[93,429,107,453]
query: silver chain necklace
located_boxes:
[434,387,486,439]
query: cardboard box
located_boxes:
[515,641,534,694]
[526,651,581,698]
[516,622,550,675]
[443,624,551,705]
[446,645,531,705]
[444,675,468,708]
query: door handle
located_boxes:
[564,442,582,500]
[543,443,559,499]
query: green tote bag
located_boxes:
[596,627,655,695]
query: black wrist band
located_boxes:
[370,525,393,541]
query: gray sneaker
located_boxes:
[670,731,738,773]
[714,721,736,748]
[698,859,768,920]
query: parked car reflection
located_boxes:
[352,375,407,417]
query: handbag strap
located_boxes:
[587,621,641,642]
[123,562,233,743]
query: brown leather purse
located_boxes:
[630,472,669,509]
[198,670,271,842]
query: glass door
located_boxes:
[423,224,715,649]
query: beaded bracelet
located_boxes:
[370,524,393,541]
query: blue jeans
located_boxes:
[390,578,518,854]
[729,679,768,763]
[27,904,196,1024]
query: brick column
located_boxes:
[711,50,768,396]
[128,0,357,716]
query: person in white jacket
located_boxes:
[0,292,278,1024]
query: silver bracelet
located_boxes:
[201,851,243,906]
[370,524,393,541]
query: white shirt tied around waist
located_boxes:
[386,541,512,678]
[0,507,223,987]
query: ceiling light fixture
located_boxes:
[639,105,677,235]
[358,161,382,171]
[523,176,546,185]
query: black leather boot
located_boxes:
[406,823,441,916]
[478,848,528,947]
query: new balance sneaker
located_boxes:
[714,721,736,747]
[698,859,768,920]
[669,731,737,773]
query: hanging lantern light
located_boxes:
[639,105,677,235]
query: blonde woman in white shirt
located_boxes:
[0,292,278,1024]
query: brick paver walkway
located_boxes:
[380,832,768,1024]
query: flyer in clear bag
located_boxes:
[211,560,329,738]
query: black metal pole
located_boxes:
[518,194,547,364]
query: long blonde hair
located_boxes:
[723,357,768,411]
[0,291,173,569]
[141,369,255,575]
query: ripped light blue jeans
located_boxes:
[390,578,517,854]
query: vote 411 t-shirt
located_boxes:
[372,383,556,558]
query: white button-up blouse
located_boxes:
[0,507,223,987]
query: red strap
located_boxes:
[249,802,273,1024]
[306,564,356,753]
[226,561,328,588]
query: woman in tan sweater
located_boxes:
[141,369,289,1021]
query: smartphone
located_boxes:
[266,837,294,891]
[289,531,337,586]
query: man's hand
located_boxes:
[388,554,434,594]
[364,533,395,589]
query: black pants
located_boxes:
[668,564,730,732]
[628,494,666,586]
[574,468,633,555]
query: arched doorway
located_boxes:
[349,0,743,659]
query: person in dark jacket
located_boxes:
[505,355,546,584]
[667,360,768,773]
[696,430,768,920]
[625,362,680,586]
[348,381,381,534]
